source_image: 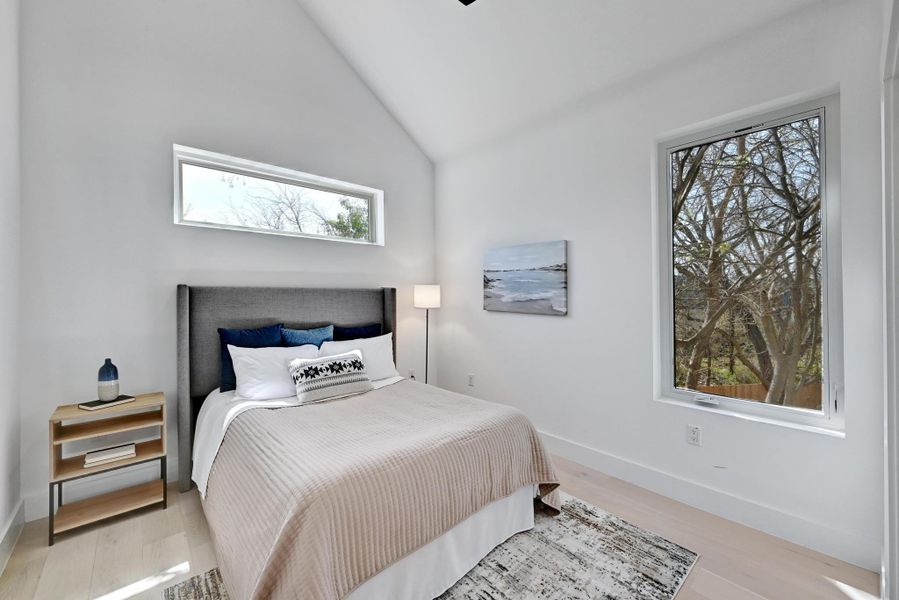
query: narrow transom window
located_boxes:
[657,96,843,432]
[173,145,385,245]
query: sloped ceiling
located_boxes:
[295,0,826,160]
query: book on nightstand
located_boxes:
[84,443,136,467]
[78,395,135,411]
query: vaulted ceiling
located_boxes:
[295,0,826,160]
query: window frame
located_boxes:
[173,145,385,246]
[655,95,844,435]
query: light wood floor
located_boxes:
[0,456,881,600]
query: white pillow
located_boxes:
[288,350,374,405]
[228,344,319,400]
[319,333,400,382]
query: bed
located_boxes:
[176,285,560,600]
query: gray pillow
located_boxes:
[287,350,374,405]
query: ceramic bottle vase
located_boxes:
[98,358,120,401]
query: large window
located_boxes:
[173,146,385,245]
[657,97,843,432]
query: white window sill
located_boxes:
[656,396,846,439]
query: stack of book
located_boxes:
[84,443,136,468]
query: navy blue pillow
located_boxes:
[333,323,382,341]
[218,323,283,392]
[282,325,333,348]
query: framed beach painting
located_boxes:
[483,240,568,316]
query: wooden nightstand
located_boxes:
[48,391,167,545]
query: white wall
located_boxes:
[0,0,22,564]
[882,1,899,594]
[19,0,434,518]
[434,2,884,569]
[883,75,899,600]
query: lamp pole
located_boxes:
[413,284,440,385]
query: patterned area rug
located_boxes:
[164,494,697,600]
[164,568,228,600]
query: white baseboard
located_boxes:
[540,429,880,571]
[24,457,179,522]
[0,499,24,577]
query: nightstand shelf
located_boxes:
[53,479,164,534]
[52,438,165,482]
[53,411,164,445]
[48,391,167,545]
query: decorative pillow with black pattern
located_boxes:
[287,350,374,405]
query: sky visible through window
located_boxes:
[180,163,370,241]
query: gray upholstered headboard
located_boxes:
[176,285,397,491]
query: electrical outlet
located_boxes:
[467,373,475,387]
[686,425,702,446]
[408,369,416,380]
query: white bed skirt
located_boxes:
[347,485,536,600]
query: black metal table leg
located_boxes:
[48,483,54,546]
[161,456,168,509]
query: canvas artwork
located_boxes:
[483,241,568,316]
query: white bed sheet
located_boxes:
[348,484,535,600]
[191,376,404,496]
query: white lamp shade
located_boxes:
[413,285,441,309]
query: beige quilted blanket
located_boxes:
[202,380,559,600]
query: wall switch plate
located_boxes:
[686,425,702,446]
[467,373,475,387]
